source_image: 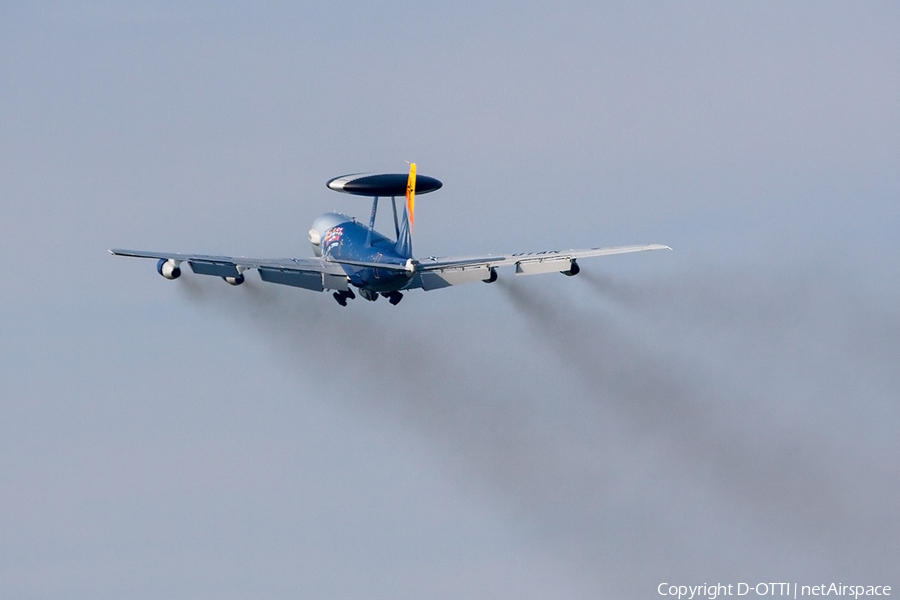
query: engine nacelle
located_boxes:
[562,260,580,276]
[156,258,181,280]
[223,274,245,286]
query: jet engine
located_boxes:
[562,260,580,276]
[223,274,245,286]
[156,258,181,280]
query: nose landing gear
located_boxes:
[358,288,379,302]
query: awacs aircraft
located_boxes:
[111,164,669,306]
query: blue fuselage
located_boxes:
[313,214,413,293]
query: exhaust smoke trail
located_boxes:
[176,270,900,592]
[500,272,900,578]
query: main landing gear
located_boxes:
[332,287,404,306]
[332,288,356,306]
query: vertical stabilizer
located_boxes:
[407,163,416,233]
[394,163,416,258]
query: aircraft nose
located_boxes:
[309,213,350,258]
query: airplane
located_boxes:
[111,164,670,306]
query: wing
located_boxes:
[406,244,670,290]
[109,249,350,291]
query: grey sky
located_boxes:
[1,2,898,598]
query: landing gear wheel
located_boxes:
[332,291,348,306]
[386,291,403,305]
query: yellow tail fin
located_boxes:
[406,162,416,233]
